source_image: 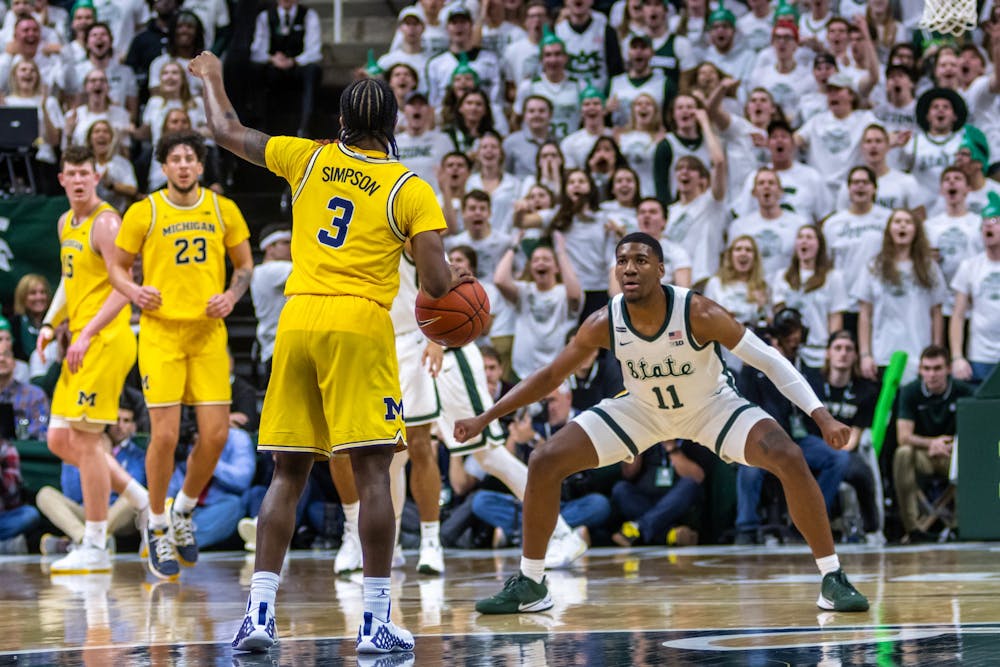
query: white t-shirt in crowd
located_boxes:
[950,253,1000,364]
[771,267,850,368]
[666,190,728,286]
[728,209,808,279]
[824,205,893,310]
[509,281,580,379]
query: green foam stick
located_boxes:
[871,350,908,456]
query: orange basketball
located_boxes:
[414,280,491,348]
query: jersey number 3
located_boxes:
[318,196,354,249]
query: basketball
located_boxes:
[415,280,491,348]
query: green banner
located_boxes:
[0,195,66,303]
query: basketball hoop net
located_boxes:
[920,0,978,36]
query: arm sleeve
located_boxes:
[730,329,824,415]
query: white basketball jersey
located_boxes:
[609,286,733,412]
[390,252,419,335]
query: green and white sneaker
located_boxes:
[817,569,869,612]
[475,573,553,614]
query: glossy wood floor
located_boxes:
[2,542,999,665]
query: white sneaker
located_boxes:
[417,539,444,575]
[865,531,887,547]
[544,530,587,569]
[137,506,149,558]
[392,542,405,569]
[356,611,414,653]
[335,526,363,574]
[51,543,111,575]
[238,517,257,552]
[232,602,278,652]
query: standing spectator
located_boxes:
[729,168,808,279]
[91,0,148,60]
[561,84,611,169]
[65,68,133,152]
[952,126,1000,217]
[64,1,97,67]
[615,93,663,197]
[550,169,616,321]
[600,166,641,236]
[871,64,918,138]
[834,124,923,213]
[664,109,726,288]
[475,0,528,57]
[631,197,691,288]
[924,166,980,322]
[503,95,554,178]
[0,435,39,553]
[704,235,770,327]
[250,224,292,387]
[950,194,1000,383]
[606,33,669,129]
[182,0,230,53]
[651,94,712,204]
[466,131,521,236]
[513,30,581,141]
[387,0,448,58]
[502,1,548,93]
[1,57,63,194]
[855,209,947,383]
[893,346,973,543]
[444,190,511,284]
[86,120,138,214]
[494,235,582,381]
[125,0,180,102]
[378,7,430,83]
[228,351,258,433]
[0,16,65,95]
[71,22,139,121]
[611,439,703,547]
[445,88,495,154]
[749,19,813,123]
[648,0,695,91]
[702,3,756,87]
[772,225,848,370]
[554,0,623,94]
[437,151,473,235]
[395,91,453,193]
[899,88,967,196]
[0,340,49,439]
[249,0,322,137]
[148,10,206,97]
[584,135,627,196]
[425,5,502,109]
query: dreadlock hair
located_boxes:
[338,77,399,157]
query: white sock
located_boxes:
[363,576,392,622]
[342,501,360,530]
[249,571,280,615]
[149,511,169,530]
[122,479,149,510]
[83,520,107,549]
[520,556,546,584]
[816,554,841,576]
[173,490,199,514]
[421,521,440,545]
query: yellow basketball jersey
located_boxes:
[60,201,130,334]
[117,188,250,321]
[265,137,447,309]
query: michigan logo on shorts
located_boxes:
[141,375,150,390]
[383,397,403,421]
[77,390,97,407]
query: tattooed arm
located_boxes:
[188,51,270,168]
[206,240,254,319]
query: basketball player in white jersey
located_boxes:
[457,232,869,615]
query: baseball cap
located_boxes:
[445,4,472,21]
[628,33,653,48]
[404,90,429,105]
[398,6,425,23]
[813,52,837,68]
[826,72,855,90]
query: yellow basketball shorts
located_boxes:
[138,315,231,407]
[258,294,406,458]
[51,324,137,424]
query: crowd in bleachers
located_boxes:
[1,0,999,556]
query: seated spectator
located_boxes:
[249,0,322,137]
[949,195,1000,384]
[808,330,884,545]
[734,309,850,544]
[855,209,947,384]
[228,350,258,432]
[471,384,612,545]
[0,435,40,553]
[566,330,624,412]
[36,401,148,555]
[1,58,63,193]
[125,0,180,102]
[250,223,292,387]
[0,339,49,439]
[148,10,205,98]
[10,273,51,363]
[168,422,256,549]
[893,345,973,544]
[65,68,132,153]
[611,440,703,546]
[86,120,139,214]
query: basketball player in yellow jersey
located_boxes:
[190,51,469,655]
[34,146,148,575]
[109,131,253,581]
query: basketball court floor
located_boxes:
[2,542,998,665]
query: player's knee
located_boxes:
[527,441,576,482]
[763,438,808,479]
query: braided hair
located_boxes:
[338,77,399,157]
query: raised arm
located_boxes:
[697,108,727,201]
[493,240,521,305]
[188,51,271,168]
[553,230,582,311]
